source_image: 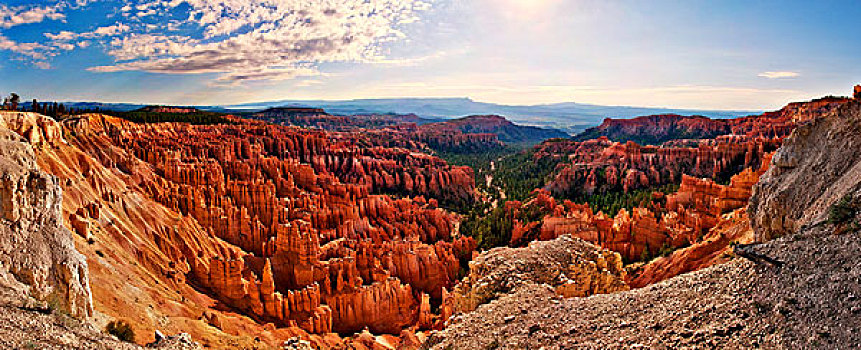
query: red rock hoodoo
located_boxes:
[15,111,477,348]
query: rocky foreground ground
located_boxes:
[0,287,200,349]
[425,226,861,349]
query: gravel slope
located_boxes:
[425,226,861,349]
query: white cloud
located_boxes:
[44,31,78,41]
[758,71,800,79]
[211,67,322,87]
[0,3,99,67]
[44,23,130,43]
[89,0,432,84]
[0,4,65,29]
[0,35,53,61]
[2,0,431,79]
[295,79,324,87]
[366,50,456,67]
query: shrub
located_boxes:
[106,320,135,343]
[828,194,856,226]
[45,293,69,317]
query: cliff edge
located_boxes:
[750,100,861,241]
[0,112,92,319]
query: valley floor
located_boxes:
[425,225,861,349]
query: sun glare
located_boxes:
[494,0,561,19]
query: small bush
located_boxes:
[828,195,857,226]
[46,293,69,317]
[106,320,135,343]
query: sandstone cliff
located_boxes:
[625,154,773,287]
[0,112,93,319]
[573,96,848,145]
[505,159,765,264]
[542,135,778,198]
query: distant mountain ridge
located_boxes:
[250,107,567,147]
[228,97,759,134]
[573,114,733,145]
[573,96,854,145]
[38,98,758,134]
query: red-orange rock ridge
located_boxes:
[541,135,778,200]
[507,151,774,263]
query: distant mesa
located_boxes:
[572,93,852,145]
[855,84,861,99]
[424,115,569,145]
[137,105,200,113]
[260,107,328,116]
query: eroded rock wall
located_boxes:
[751,100,861,241]
[0,112,93,319]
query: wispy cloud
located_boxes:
[366,49,457,67]
[295,79,324,87]
[758,71,800,79]
[87,0,432,84]
[0,35,53,62]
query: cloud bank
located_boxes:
[93,0,432,83]
[1,0,432,81]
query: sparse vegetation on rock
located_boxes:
[106,320,136,343]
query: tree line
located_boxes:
[1,92,102,119]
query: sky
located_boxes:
[0,0,859,110]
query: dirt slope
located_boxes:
[425,226,861,349]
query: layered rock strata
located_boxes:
[507,159,765,263]
[542,135,778,198]
[574,96,849,144]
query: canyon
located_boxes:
[0,87,858,349]
[491,94,852,284]
[425,96,861,350]
[1,111,479,348]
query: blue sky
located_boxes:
[0,0,859,109]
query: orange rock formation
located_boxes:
[507,151,771,262]
[13,111,477,347]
